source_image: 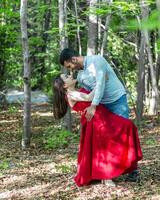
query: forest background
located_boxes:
[0,0,160,120]
[0,0,160,199]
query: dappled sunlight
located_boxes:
[0,119,19,124]
[140,159,159,165]
[150,194,160,200]
[0,183,50,199]
[7,160,57,175]
[1,153,76,179]
[0,157,76,199]
[69,182,135,200]
[2,174,27,187]
[0,104,160,199]
[31,111,53,117]
[0,109,23,114]
[143,144,160,149]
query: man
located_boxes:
[60,48,129,119]
[60,48,140,183]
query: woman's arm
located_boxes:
[67,89,95,102]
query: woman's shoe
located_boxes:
[101,179,116,187]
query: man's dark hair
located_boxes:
[60,48,79,65]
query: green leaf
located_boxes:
[126,10,160,31]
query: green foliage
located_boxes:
[108,30,137,89]
[113,1,139,14]
[106,28,138,107]
[126,10,160,31]
[142,10,160,30]
[22,0,60,90]
[43,62,61,98]
[0,0,159,115]
[0,1,22,90]
[0,161,9,170]
[108,1,140,31]
[95,6,111,16]
[55,164,72,173]
[29,37,45,50]
[146,138,157,145]
[44,128,72,150]
[8,105,19,113]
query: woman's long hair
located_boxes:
[52,75,68,119]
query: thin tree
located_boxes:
[156,0,160,85]
[87,0,98,55]
[135,15,146,122]
[20,0,31,149]
[59,0,72,131]
[100,0,112,56]
[140,0,159,115]
[73,0,82,55]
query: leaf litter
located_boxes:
[0,104,160,200]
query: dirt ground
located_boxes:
[0,104,160,200]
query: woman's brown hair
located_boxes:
[52,75,68,119]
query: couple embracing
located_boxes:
[53,48,142,187]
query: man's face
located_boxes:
[64,57,82,70]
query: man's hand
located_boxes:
[85,104,96,121]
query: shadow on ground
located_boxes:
[0,105,160,200]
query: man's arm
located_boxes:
[85,56,108,121]
[91,56,107,105]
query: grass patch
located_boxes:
[8,105,19,113]
[41,126,78,150]
[0,160,9,170]
[31,124,80,151]
[55,164,72,173]
[145,137,157,145]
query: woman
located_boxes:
[52,74,142,187]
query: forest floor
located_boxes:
[0,104,160,200]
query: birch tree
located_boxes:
[140,0,159,115]
[73,0,82,55]
[20,0,31,149]
[87,0,98,55]
[59,0,72,131]
[136,26,146,122]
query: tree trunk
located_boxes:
[59,0,68,53]
[59,0,72,131]
[140,0,159,115]
[20,0,31,149]
[136,19,146,122]
[87,0,98,55]
[73,0,82,55]
[156,0,160,85]
[100,0,112,56]
[97,0,102,54]
[145,67,150,108]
